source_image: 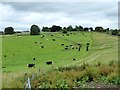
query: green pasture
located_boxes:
[2,32,118,73]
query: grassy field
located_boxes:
[2,31,118,88]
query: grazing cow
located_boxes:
[61,44,64,46]
[65,47,68,50]
[66,46,68,47]
[74,33,75,35]
[33,58,35,60]
[39,42,42,44]
[51,35,53,36]
[72,47,74,49]
[76,47,78,49]
[4,55,6,57]
[13,54,15,55]
[73,58,76,61]
[70,45,73,47]
[66,34,69,36]
[34,42,37,44]
[46,61,52,65]
[63,35,64,36]
[2,66,5,68]
[78,44,81,46]
[52,39,55,41]
[41,46,44,48]
[27,64,35,68]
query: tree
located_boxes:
[95,26,103,32]
[4,27,15,34]
[51,25,62,32]
[89,27,93,31]
[42,27,51,32]
[67,25,73,31]
[111,29,118,35]
[84,27,89,31]
[30,25,40,35]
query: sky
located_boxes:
[0,0,119,31]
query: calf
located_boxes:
[46,61,52,65]
[27,64,35,68]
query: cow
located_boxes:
[63,35,64,36]
[46,61,52,65]
[34,42,37,44]
[13,54,15,55]
[73,58,76,61]
[4,55,6,57]
[52,39,55,41]
[33,58,35,60]
[41,46,44,48]
[65,47,68,50]
[39,42,42,44]
[51,35,53,36]
[61,44,64,46]
[27,64,35,68]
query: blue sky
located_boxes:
[0,0,119,31]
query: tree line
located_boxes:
[2,24,120,36]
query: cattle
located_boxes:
[76,47,78,49]
[13,54,15,55]
[70,45,73,47]
[72,47,74,49]
[27,64,35,68]
[34,42,37,44]
[51,35,53,36]
[46,61,52,65]
[2,66,5,68]
[52,39,55,41]
[66,46,68,47]
[66,34,69,36]
[73,58,76,61]
[39,42,42,44]
[74,33,76,35]
[41,46,44,48]
[65,47,68,50]
[63,35,64,36]
[33,58,35,60]
[61,44,64,46]
[4,55,6,57]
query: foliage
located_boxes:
[4,27,15,34]
[30,24,40,35]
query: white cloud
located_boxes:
[0,2,118,31]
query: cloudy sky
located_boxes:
[0,0,119,31]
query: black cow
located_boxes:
[46,61,52,65]
[73,58,76,61]
[61,44,64,46]
[65,47,68,50]
[33,58,35,60]
[52,39,55,41]
[27,64,35,68]
[41,46,44,48]
[34,42,37,44]
[39,42,42,44]
[51,35,53,36]
[4,55,6,57]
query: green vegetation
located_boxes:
[2,31,119,88]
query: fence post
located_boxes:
[27,77,31,90]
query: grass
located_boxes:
[1,31,119,88]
